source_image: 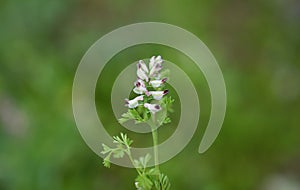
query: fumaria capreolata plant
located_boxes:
[101,55,174,190]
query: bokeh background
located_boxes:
[1,0,300,189]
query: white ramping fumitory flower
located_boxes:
[125,95,144,108]
[149,78,167,88]
[137,60,149,82]
[144,103,161,113]
[148,90,169,100]
[139,60,149,73]
[133,79,148,94]
[149,55,163,78]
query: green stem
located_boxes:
[127,148,142,176]
[151,114,160,172]
[152,128,159,171]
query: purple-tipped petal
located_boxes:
[162,78,167,83]
[154,105,161,110]
[125,99,129,105]
[144,103,161,113]
[135,81,141,87]
[133,79,148,94]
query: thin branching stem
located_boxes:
[126,148,142,176]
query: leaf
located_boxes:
[139,154,151,169]
[143,110,150,122]
[118,111,135,124]
[133,154,152,170]
[118,133,133,147]
[112,148,125,158]
[161,96,175,113]
[102,155,111,168]
[144,154,151,168]
[133,159,142,169]
[156,96,175,126]
[135,174,153,190]
[101,133,134,168]
[160,174,171,190]
[154,173,171,190]
[119,108,149,124]
[144,154,151,165]
[101,143,112,154]
[113,135,123,144]
[147,168,160,176]
[118,117,130,124]
[129,109,143,122]
[163,117,171,124]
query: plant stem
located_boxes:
[151,114,160,172]
[127,149,142,176]
[152,128,159,171]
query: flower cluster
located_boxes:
[125,56,169,114]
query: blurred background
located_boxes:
[1,0,300,189]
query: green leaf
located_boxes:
[133,159,142,169]
[101,133,134,168]
[118,110,135,124]
[119,107,150,124]
[163,117,171,124]
[133,154,151,170]
[147,168,160,176]
[118,133,133,147]
[113,135,123,144]
[129,108,143,122]
[101,144,112,154]
[135,174,153,190]
[140,154,151,169]
[112,148,125,158]
[156,96,175,126]
[154,173,171,190]
[102,155,111,168]
[161,96,175,113]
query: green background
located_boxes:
[1,0,300,189]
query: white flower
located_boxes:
[144,103,161,113]
[139,60,149,73]
[133,79,148,94]
[137,60,149,82]
[149,55,163,70]
[149,78,167,88]
[125,95,144,108]
[148,90,169,100]
[149,55,163,78]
